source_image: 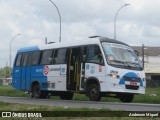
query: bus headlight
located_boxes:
[109,74,120,79]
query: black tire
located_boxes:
[32,84,49,99]
[59,92,74,100]
[87,84,101,101]
[120,93,134,103]
[41,91,50,99]
[32,84,41,99]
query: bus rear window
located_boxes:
[15,53,23,66]
[22,53,30,66]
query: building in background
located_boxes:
[133,46,160,88]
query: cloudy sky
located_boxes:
[0,0,160,68]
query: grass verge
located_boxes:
[0,102,156,120]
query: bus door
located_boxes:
[21,53,31,90]
[80,46,87,90]
[67,47,81,91]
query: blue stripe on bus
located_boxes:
[18,46,39,53]
[119,72,143,87]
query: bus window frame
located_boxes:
[15,53,23,67]
[86,45,104,66]
[31,51,42,66]
[40,49,54,65]
[53,48,68,65]
[21,52,32,67]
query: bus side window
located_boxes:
[40,50,53,65]
[22,53,31,66]
[54,48,67,64]
[32,51,41,66]
[86,46,103,64]
[15,53,23,66]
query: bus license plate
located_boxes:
[130,81,137,86]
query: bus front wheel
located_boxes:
[87,84,101,101]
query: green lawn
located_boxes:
[0,85,28,97]
[0,85,158,119]
[0,85,160,104]
[0,102,155,119]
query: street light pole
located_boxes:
[114,4,130,40]
[49,0,61,42]
[9,34,21,68]
[142,44,144,69]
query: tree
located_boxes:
[0,67,12,78]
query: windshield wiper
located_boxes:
[110,60,143,69]
[110,60,133,68]
[126,62,143,69]
[110,60,125,64]
[124,62,133,68]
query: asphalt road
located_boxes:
[0,96,160,111]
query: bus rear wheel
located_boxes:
[32,84,49,99]
[87,84,101,101]
[119,93,134,103]
[59,92,74,100]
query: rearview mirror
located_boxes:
[134,50,139,56]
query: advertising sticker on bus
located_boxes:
[43,66,49,76]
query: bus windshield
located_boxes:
[101,42,143,70]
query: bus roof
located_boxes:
[18,46,39,53]
[17,37,129,53]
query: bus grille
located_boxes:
[125,85,139,90]
[123,76,141,82]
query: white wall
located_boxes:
[143,56,160,73]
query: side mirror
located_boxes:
[98,54,104,64]
[134,50,139,56]
[97,54,102,59]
